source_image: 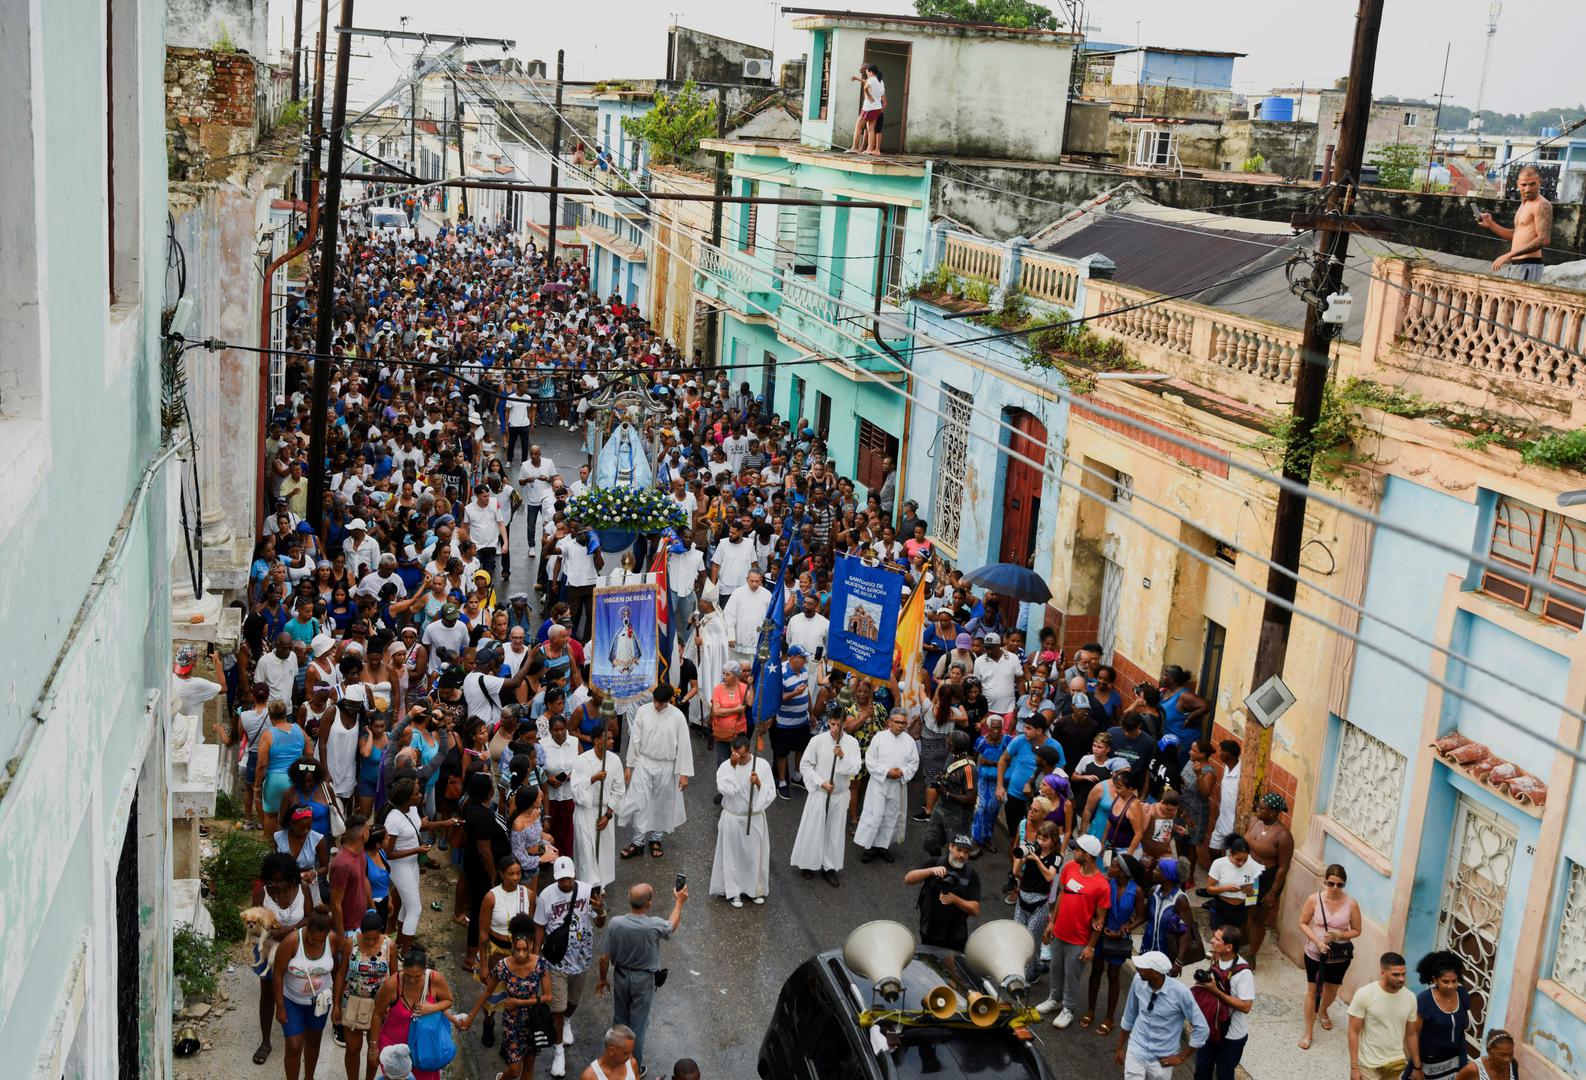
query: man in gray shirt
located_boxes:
[597,881,688,1074]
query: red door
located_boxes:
[1000,411,1048,567]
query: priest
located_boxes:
[854,707,920,864]
[683,582,729,730]
[789,705,863,886]
[709,735,777,908]
[570,722,626,888]
[619,683,694,860]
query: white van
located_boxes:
[367,206,413,240]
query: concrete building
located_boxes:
[1272,83,1438,178]
[1081,43,1245,120]
[0,0,180,1075]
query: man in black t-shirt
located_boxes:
[903,835,983,950]
[1107,710,1158,793]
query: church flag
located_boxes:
[649,546,675,690]
[827,554,905,683]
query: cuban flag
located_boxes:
[649,543,675,688]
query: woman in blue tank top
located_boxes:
[255,700,308,833]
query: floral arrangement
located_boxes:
[566,486,689,534]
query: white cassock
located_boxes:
[621,702,694,837]
[571,747,626,888]
[789,732,863,872]
[684,610,729,727]
[853,729,920,850]
[709,756,777,900]
[722,586,772,663]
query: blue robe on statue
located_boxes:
[595,422,653,490]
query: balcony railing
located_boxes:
[942,233,1004,284]
[1019,251,1081,308]
[1393,261,1586,392]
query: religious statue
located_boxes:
[609,607,642,673]
[595,420,653,489]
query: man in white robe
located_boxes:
[571,724,626,888]
[854,708,920,863]
[683,583,729,730]
[721,569,772,669]
[789,707,863,886]
[708,736,777,907]
[619,684,694,859]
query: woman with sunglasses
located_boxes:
[1297,863,1360,1049]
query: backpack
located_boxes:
[541,886,583,965]
[1191,960,1251,1044]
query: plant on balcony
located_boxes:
[910,264,991,305]
[1240,153,1266,173]
[970,288,1033,331]
[1519,429,1586,471]
[1335,377,1435,419]
[1252,380,1361,480]
[621,79,714,166]
[1021,313,1142,380]
[278,99,307,128]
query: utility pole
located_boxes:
[453,77,468,220]
[1236,0,1384,825]
[410,72,418,174]
[305,0,355,532]
[547,50,566,265]
[1425,42,1451,192]
[703,88,728,369]
[291,0,304,100]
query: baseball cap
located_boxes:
[983,632,1002,645]
[290,805,314,822]
[173,644,197,676]
[441,602,461,618]
[787,644,807,658]
[552,856,576,880]
[950,834,974,850]
[955,633,973,649]
[1071,691,1091,710]
[1134,951,1173,975]
[1076,834,1103,857]
[348,518,368,531]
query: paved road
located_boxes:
[427,424,1152,1079]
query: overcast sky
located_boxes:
[267,1,1579,118]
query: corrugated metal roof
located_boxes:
[1040,215,1285,295]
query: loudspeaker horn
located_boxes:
[964,919,1037,993]
[922,984,958,1019]
[842,920,918,1000]
[966,991,1001,1027]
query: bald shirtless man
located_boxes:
[1478,165,1553,282]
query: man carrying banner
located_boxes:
[854,707,920,864]
[684,583,729,731]
[790,705,863,886]
[571,724,627,889]
[709,735,777,908]
[770,646,814,799]
[619,684,693,860]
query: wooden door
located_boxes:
[999,411,1047,567]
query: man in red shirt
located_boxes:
[328,814,372,935]
[1037,833,1108,1028]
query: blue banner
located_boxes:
[751,537,803,727]
[827,554,904,683]
[592,582,660,699]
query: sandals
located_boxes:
[253,1043,272,1065]
[620,844,645,860]
[1095,1021,1113,1037]
[649,841,664,858]
[1319,1011,1333,1031]
[1078,1014,1094,1029]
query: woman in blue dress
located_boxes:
[1412,951,1473,1080]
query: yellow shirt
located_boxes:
[1346,982,1416,1068]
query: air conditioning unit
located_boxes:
[742,57,772,81]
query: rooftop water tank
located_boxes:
[1258,96,1295,122]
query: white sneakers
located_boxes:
[1034,997,1059,1016]
[1053,1008,1075,1029]
[550,1045,567,1077]
[562,1018,575,1045]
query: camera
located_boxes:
[1193,967,1213,984]
[1019,843,1038,859]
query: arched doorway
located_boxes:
[999,409,1047,568]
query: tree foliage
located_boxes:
[1369,142,1424,190]
[913,0,1061,30]
[620,79,714,167]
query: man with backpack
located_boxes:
[535,857,608,1077]
[1115,951,1209,1079]
[1191,926,1255,1080]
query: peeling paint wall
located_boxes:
[0,0,175,1075]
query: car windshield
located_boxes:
[370,210,404,228]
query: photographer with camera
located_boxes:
[903,834,983,951]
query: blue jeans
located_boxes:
[1194,1035,1247,1080]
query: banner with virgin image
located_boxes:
[593,581,660,699]
[826,554,904,683]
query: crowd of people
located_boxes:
[213,207,1501,1080]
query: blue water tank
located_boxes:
[1258,96,1295,122]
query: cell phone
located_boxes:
[1471,204,1485,222]
[675,872,687,892]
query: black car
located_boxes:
[758,945,1055,1080]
